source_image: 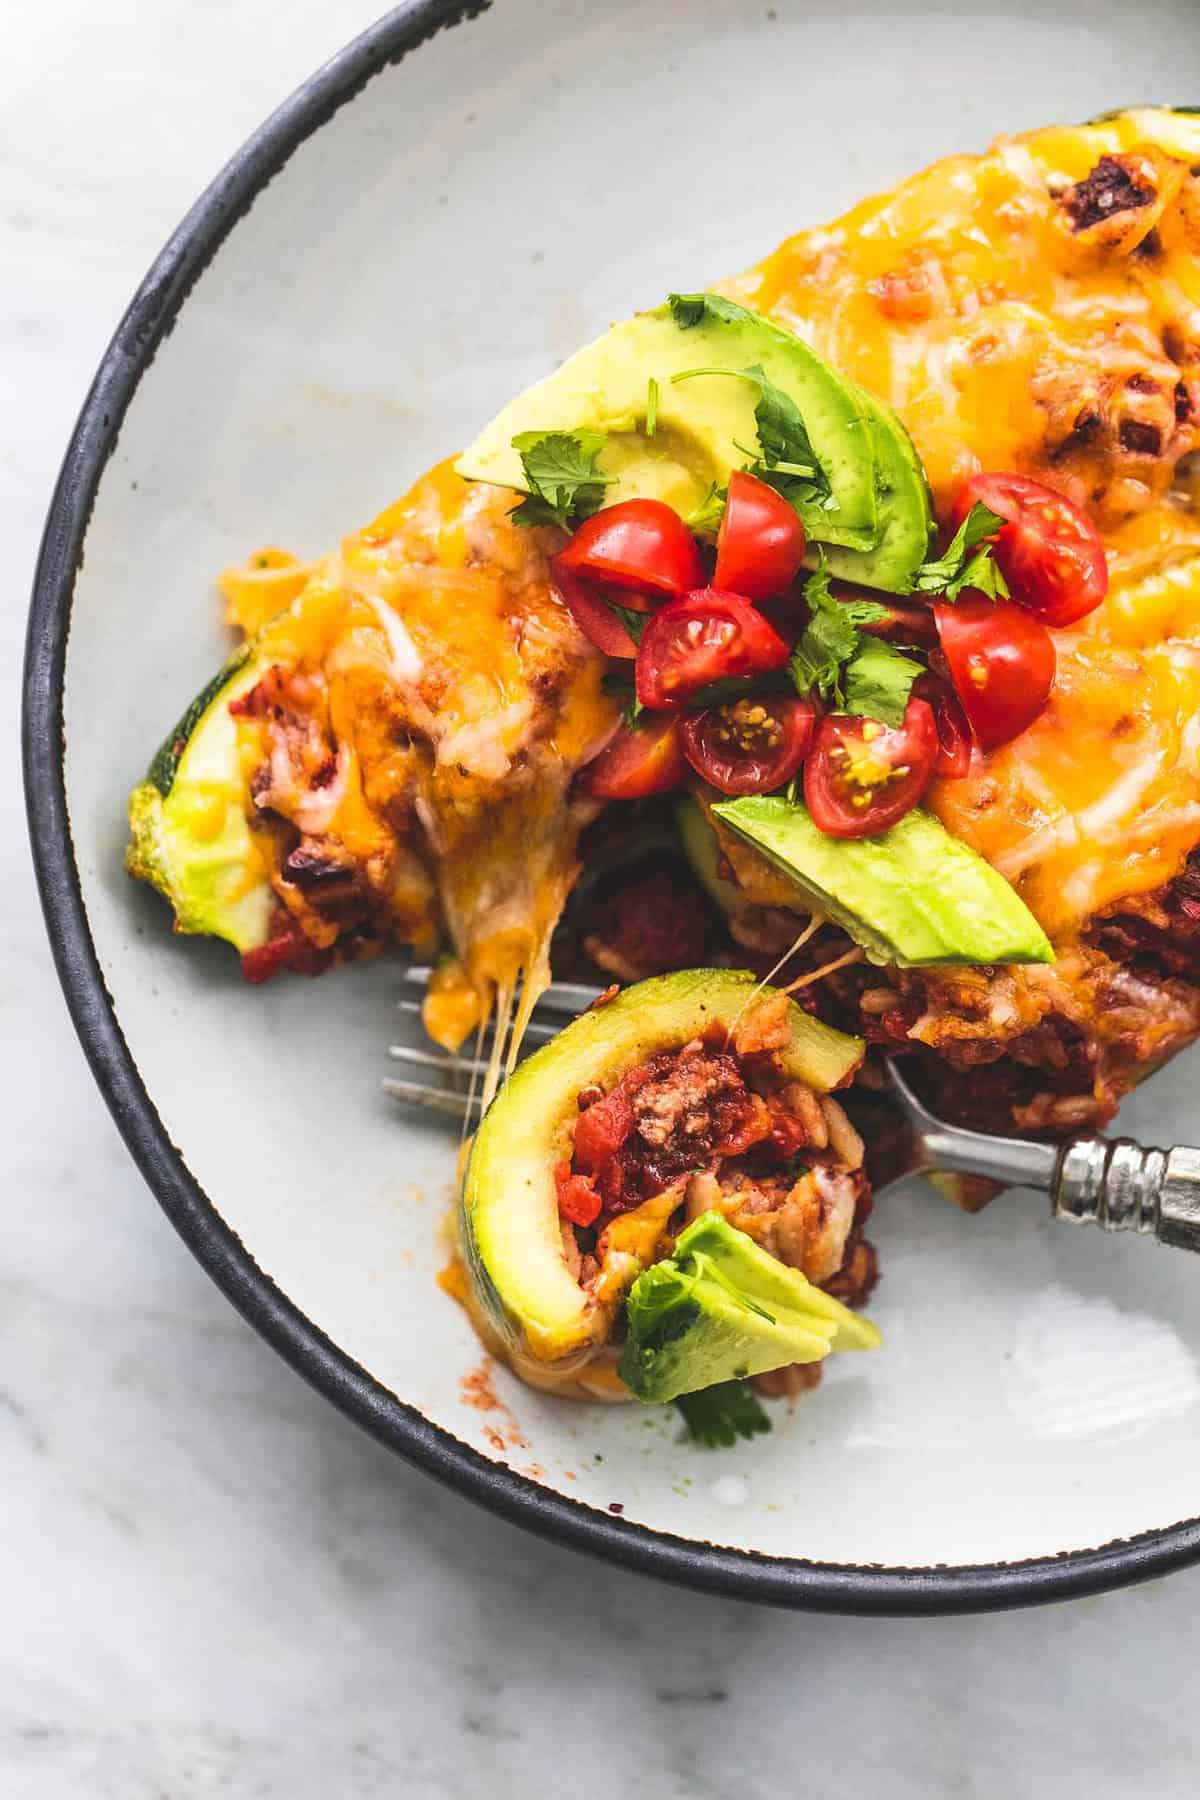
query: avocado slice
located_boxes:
[456,297,881,552]
[819,388,934,593]
[126,650,274,953]
[460,968,864,1369]
[675,794,741,918]
[712,796,1054,968]
[620,1211,880,1403]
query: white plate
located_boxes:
[24,0,1200,1610]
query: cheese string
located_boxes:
[721,914,822,1051]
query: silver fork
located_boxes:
[386,967,1200,1253]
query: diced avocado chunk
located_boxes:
[126,651,273,953]
[620,1211,880,1404]
[713,796,1054,968]
[460,969,864,1369]
[456,296,881,552]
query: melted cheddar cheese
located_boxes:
[222,462,618,1047]
[723,108,1200,941]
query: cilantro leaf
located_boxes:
[675,1379,771,1449]
[601,672,644,727]
[670,364,832,514]
[841,637,923,729]
[609,602,647,646]
[838,597,893,629]
[665,291,758,330]
[685,481,727,536]
[788,559,858,703]
[911,501,1010,602]
[509,430,611,531]
[743,363,832,510]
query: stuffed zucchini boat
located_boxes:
[459,968,880,1405]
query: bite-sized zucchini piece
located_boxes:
[126,650,274,953]
[621,1210,879,1403]
[459,968,864,1373]
[713,796,1054,968]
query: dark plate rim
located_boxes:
[21,0,1200,1614]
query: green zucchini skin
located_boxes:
[127,649,274,954]
[459,968,864,1372]
[147,647,251,797]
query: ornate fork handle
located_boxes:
[883,1061,1200,1253]
[1054,1139,1200,1249]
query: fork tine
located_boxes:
[395,997,560,1043]
[400,966,603,1018]
[382,1077,473,1120]
[387,1042,476,1075]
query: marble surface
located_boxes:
[7,3,1200,1794]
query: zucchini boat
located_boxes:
[459,968,879,1402]
[127,648,276,956]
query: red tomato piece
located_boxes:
[952,472,1108,628]
[934,596,1056,751]
[554,1161,603,1229]
[681,695,816,796]
[582,715,687,801]
[713,470,807,602]
[804,698,938,838]
[634,588,791,711]
[240,908,327,984]
[914,672,973,779]
[573,1091,634,1174]
[558,499,704,600]
[551,559,637,659]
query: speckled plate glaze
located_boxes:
[23,0,1200,1613]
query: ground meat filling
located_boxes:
[569,1040,773,1216]
[555,1028,877,1401]
[1062,153,1156,233]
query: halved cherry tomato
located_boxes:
[551,559,637,659]
[713,470,807,602]
[635,588,791,711]
[914,672,972,779]
[582,714,686,800]
[952,473,1108,628]
[804,697,938,838]
[933,596,1056,751]
[558,499,704,600]
[681,696,816,796]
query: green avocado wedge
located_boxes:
[456,296,882,552]
[620,1211,880,1404]
[459,969,864,1370]
[126,650,274,954]
[818,388,934,593]
[713,796,1054,968]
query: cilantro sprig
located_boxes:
[788,559,920,728]
[841,637,924,729]
[671,365,833,516]
[675,1379,771,1449]
[665,292,758,330]
[911,501,1009,603]
[509,430,612,532]
[686,481,727,537]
